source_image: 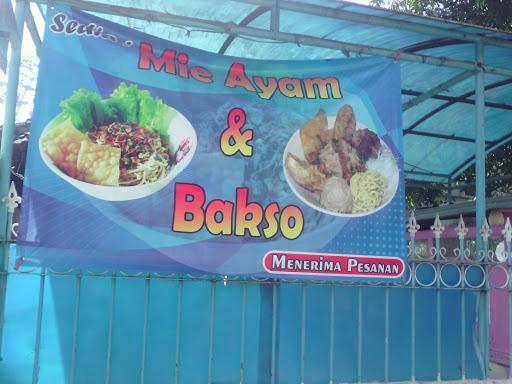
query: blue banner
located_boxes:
[18,7,405,280]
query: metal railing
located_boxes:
[0,187,511,383]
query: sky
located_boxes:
[1,0,372,124]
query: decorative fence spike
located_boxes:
[480,218,492,242]
[407,210,420,236]
[455,214,468,240]
[1,181,22,213]
[502,217,512,243]
[430,214,445,237]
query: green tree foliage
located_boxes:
[370,0,512,31]
[370,0,512,208]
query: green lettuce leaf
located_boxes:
[59,83,177,141]
[109,83,140,123]
[59,89,104,133]
[109,82,176,140]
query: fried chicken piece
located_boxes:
[299,109,328,162]
[333,105,356,142]
[285,153,326,193]
[318,142,343,178]
[337,139,366,180]
[352,128,381,160]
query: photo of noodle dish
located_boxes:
[283,104,399,217]
[39,83,196,201]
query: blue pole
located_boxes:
[475,41,488,378]
[0,0,26,360]
[475,41,486,250]
[0,0,25,241]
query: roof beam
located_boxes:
[402,70,474,111]
[25,6,41,56]
[405,170,449,178]
[218,7,270,54]
[29,0,512,77]
[402,89,512,110]
[235,0,512,49]
[406,130,492,144]
[404,78,512,134]
[0,0,21,48]
[402,38,469,53]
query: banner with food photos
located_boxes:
[18,6,406,281]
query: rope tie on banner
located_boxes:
[14,257,25,271]
[393,50,403,62]
[294,35,301,47]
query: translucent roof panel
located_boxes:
[21,0,512,182]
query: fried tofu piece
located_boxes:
[333,105,356,142]
[299,109,328,162]
[76,141,121,186]
[41,117,87,178]
[285,153,326,193]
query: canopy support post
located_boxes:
[475,41,486,252]
[475,40,488,379]
[447,177,452,204]
[0,0,26,360]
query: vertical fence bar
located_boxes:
[140,273,151,384]
[481,222,491,379]
[411,267,416,383]
[174,279,183,384]
[329,285,335,384]
[357,286,363,384]
[384,286,389,383]
[504,219,512,378]
[300,284,306,384]
[271,283,278,384]
[436,239,442,382]
[0,0,26,359]
[408,211,420,383]
[105,272,116,384]
[31,267,46,384]
[431,215,444,382]
[459,230,466,380]
[208,281,216,384]
[457,216,467,381]
[69,270,82,384]
[240,282,246,384]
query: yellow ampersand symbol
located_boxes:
[220,108,253,157]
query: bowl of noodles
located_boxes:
[39,83,196,201]
[283,105,399,217]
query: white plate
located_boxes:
[283,117,399,217]
[39,111,197,201]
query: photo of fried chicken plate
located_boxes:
[285,103,388,215]
[285,153,326,193]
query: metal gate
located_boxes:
[0,203,511,383]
